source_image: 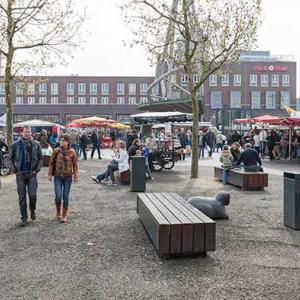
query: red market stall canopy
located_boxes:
[281,118,300,127]
[71,116,117,127]
[251,115,282,125]
[233,118,251,124]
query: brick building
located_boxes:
[0,76,154,124]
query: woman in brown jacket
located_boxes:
[48,134,78,223]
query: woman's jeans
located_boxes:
[54,176,72,208]
[198,146,204,158]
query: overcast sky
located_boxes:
[51,0,300,94]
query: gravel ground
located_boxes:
[0,158,300,300]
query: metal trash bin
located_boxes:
[283,172,300,230]
[130,157,146,192]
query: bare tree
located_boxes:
[122,0,262,178]
[0,0,86,144]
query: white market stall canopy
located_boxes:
[152,121,213,129]
[131,111,193,123]
[13,119,64,128]
[0,113,6,127]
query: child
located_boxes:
[219,145,234,184]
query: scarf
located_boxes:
[58,145,71,174]
[22,138,32,164]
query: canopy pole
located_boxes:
[289,125,292,160]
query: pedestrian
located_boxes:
[48,134,79,223]
[80,131,88,160]
[204,129,215,158]
[230,142,241,165]
[216,132,223,152]
[9,125,43,227]
[69,130,80,157]
[90,131,101,159]
[253,132,260,155]
[178,128,187,160]
[198,130,205,159]
[236,143,263,172]
[128,139,142,157]
[219,145,234,184]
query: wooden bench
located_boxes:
[137,193,216,257]
[214,167,268,190]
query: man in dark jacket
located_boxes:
[80,131,89,160]
[126,130,138,150]
[178,128,187,160]
[9,126,43,226]
[236,143,263,172]
[90,131,101,159]
[204,129,215,158]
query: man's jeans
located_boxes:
[96,170,109,182]
[54,176,72,208]
[244,165,263,172]
[91,144,101,159]
[198,146,204,158]
[71,144,80,157]
[108,164,119,182]
[16,173,38,220]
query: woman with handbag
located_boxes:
[48,134,78,223]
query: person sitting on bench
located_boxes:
[236,143,263,172]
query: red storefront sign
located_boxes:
[254,65,289,72]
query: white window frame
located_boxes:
[0,97,6,104]
[16,83,25,95]
[271,75,279,87]
[51,97,58,104]
[233,74,242,86]
[181,74,188,86]
[140,83,148,95]
[117,83,125,95]
[140,97,148,104]
[221,74,229,86]
[230,91,241,108]
[67,97,74,105]
[128,97,136,105]
[282,75,290,87]
[193,74,200,84]
[260,74,268,87]
[27,83,35,95]
[101,97,110,105]
[67,83,74,95]
[0,83,4,95]
[128,83,136,96]
[78,83,86,95]
[101,83,109,95]
[51,83,58,95]
[251,91,261,109]
[78,97,86,105]
[39,83,47,95]
[265,91,276,109]
[249,74,257,87]
[209,74,217,86]
[90,97,97,105]
[16,97,23,104]
[39,97,47,105]
[117,97,125,104]
[90,83,97,95]
[27,97,35,105]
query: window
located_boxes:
[78,97,86,105]
[128,83,136,95]
[0,97,6,104]
[251,91,261,109]
[101,83,109,95]
[67,97,74,104]
[27,97,35,105]
[78,83,86,95]
[194,74,200,84]
[16,83,24,95]
[16,97,23,104]
[129,97,136,105]
[90,97,97,105]
[140,97,148,104]
[117,83,125,95]
[265,91,276,109]
[90,83,97,95]
[209,75,217,86]
[233,74,241,86]
[51,97,58,104]
[140,83,148,95]
[210,91,222,109]
[230,91,241,108]
[260,74,268,87]
[51,83,58,95]
[101,97,110,104]
[181,74,188,86]
[282,75,290,87]
[271,75,279,87]
[39,97,47,104]
[28,83,35,95]
[0,83,4,95]
[221,74,229,86]
[39,83,47,95]
[117,97,125,104]
[249,74,257,86]
[67,83,74,95]
[281,91,290,109]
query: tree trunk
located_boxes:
[190,87,199,178]
[5,60,13,145]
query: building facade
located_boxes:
[140,51,297,131]
[0,76,154,124]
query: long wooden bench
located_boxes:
[137,192,216,257]
[214,167,268,190]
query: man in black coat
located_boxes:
[236,143,263,172]
[178,128,187,161]
[90,131,101,159]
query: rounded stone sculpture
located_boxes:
[187,192,230,219]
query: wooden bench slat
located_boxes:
[169,193,216,252]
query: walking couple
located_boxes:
[10,126,78,227]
